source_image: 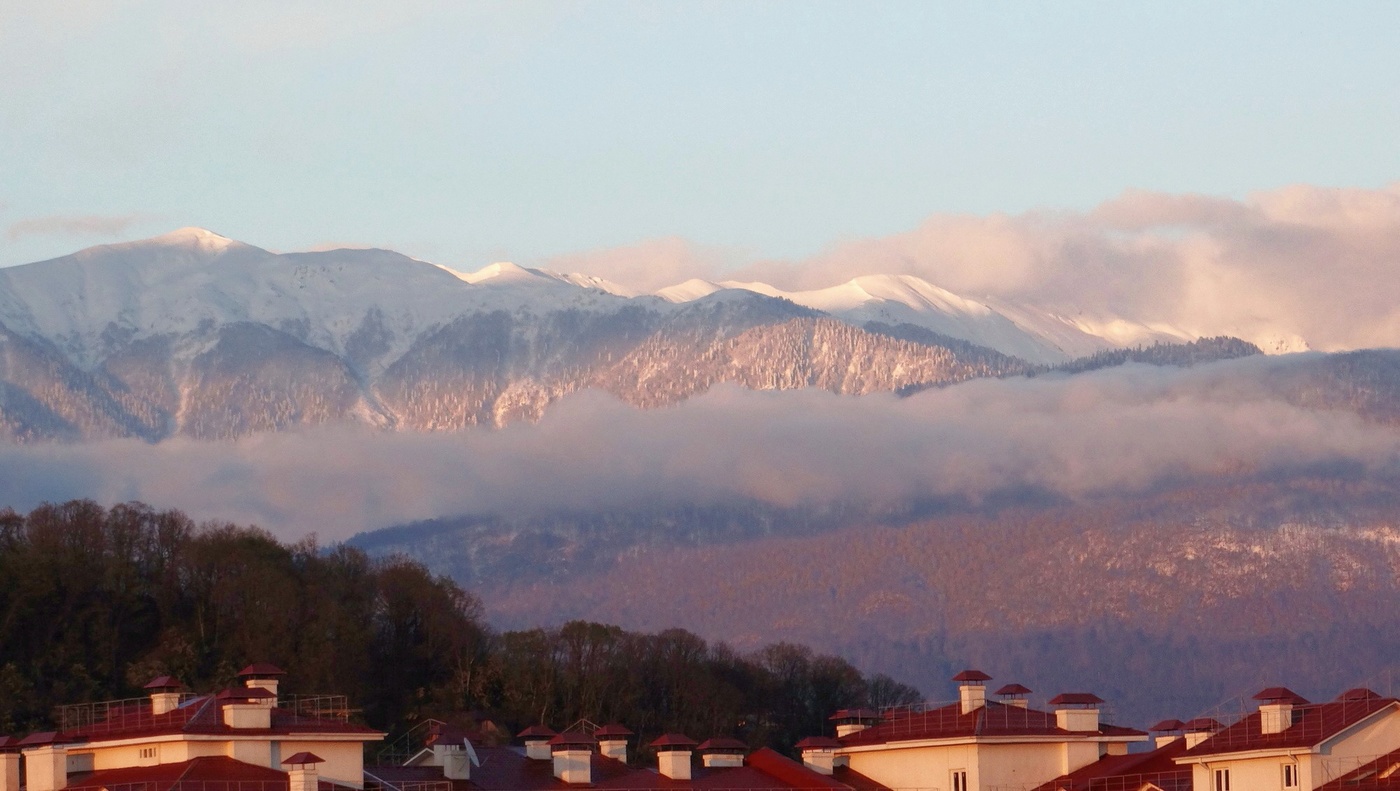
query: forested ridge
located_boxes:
[0,500,917,753]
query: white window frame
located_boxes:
[1282,762,1300,789]
[951,768,968,791]
[1214,767,1231,791]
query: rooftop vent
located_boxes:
[1149,719,1186,748]
[282,752,323,791]
[594,724,633,763]
[698,737,747,768]
[144,676,186,716]
[995,684,1032,709]
[238,662,286,700]
[1254,687,1307,736]
[1182,717,1224,748]
[1049,693,1104,733]
[828,708,881,737]
[547,733,595,784]
[218,687,275,728]
[795,737,840,776]
[518,725,557,761]
[649,734,698,781]
[953,670,992,714]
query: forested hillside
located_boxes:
[0,501,917,751]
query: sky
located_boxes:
[3,1,1400,272]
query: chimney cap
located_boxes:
[282,752,324,767]
[794,737,841,750]
[952,669,992,683]
[829,708,881,721]
[16,732,63,747]
[648,733,698,751]
[0,736,19,753]
[1149,719,1186,732]
[144,675,184,690]
[238,662,286,678]
[697,737,747,753]
[995,683,1032,697]
[518,725,558,741]
[547,733,596,749]
[594,724,634,738]
[1183,717,1224,732]
[217,686,276,701]
[1252,687,1308,704]
[1049,693,1104,707]
[1338,688,1382,702]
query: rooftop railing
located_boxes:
[850,699,1124,742]
[55,695,200,736]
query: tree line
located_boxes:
[0,500,918,753]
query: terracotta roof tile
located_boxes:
[1031,738,1192,791]
[283,752,325,766]
[838,700,1144,746]
[64,756,289,791]
[951,670,992,682]
[1184,698,1398,757]
[695,737,747,752]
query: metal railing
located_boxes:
[282,694,352,724]
[848,699,1124,742]
[55,695,200,735]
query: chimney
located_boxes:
[828,709,881,737]
[795,737,840,775]
[238,663,286,705]
[1050,693,1104,732]
[219,688,275,728]
[953,670,992,715]
[1255,688,1306,736]
[548,733,594,784]
[518,726,557,761]
[144,676,185,716]
[1182,718,1223,748]
[994,684,1032,709]
[433,742,471,781]
[1149,720,1186,749]
[0,739,21,791]
[19,737,67,791]
[697,738,746,768]
[649,734,698,781]
[282,752,323,791]
[594,725,633,763]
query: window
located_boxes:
[139,747,156,759]
[951,769,968,791]
[1282,763,1300,789]
[1214,768,1231,791]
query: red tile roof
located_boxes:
[1317,747,1400,789]
[951,670,992,683]
[0,736,18,752]
[1253,687,1309,704]
[1048,693,1104,707]
[649,734,699,750]
[518,725,558,739]
[794,737,841,750]
[390,744,866,791]
[144,676,184,690]
[547,732,597,748]
[595,725,635,738]
[838,700,1144,746]
[283,752,325,766]
[696,738,747,753]
[64,756,290,791]
[1183,697,1398,758]
[217,686,277,700]
[1030,738,1192,791]
[48,693,380,743]
[995,684,1032,696]
[1150,719,1186,732]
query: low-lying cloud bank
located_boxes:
[550,183,1400,353]
[3,355,1398,541]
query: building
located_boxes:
[830,670,1147,791]
[1174,687,1400,791]
[370,722,891,791]
[0,664,383,791]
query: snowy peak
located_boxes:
[150,226,237,250]
[452,261,553,286]
[657,279,724,303]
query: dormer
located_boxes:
[953,669,992,714]
[1254,687,1308,735]
[518,725,557,761]
[697,737,747,768]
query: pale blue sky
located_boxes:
[2,1,1398,270]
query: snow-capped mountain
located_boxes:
[0,229,1214,441]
